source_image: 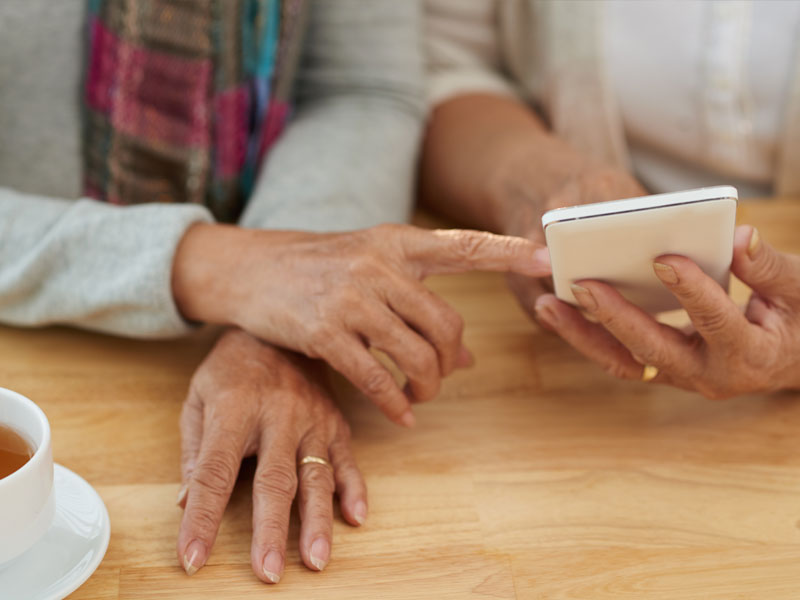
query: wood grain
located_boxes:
[1,201,799,598]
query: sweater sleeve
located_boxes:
[0,188,213,338]
[239,0,426,232]
[424,0,520,107]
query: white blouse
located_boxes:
[605,0,800,196]
[425,0,800,197]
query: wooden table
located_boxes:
[2,201,800,599]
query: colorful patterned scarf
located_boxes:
[84,0,308,222]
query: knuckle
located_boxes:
[671,279,698,301]
[637,344,672,372]
[360,366,396,401]
[596,310,619,330]
[254,465,298,500]
[694,307,732,335]
[672,276,712,308]
[407,343,438,377]
[452,231,491,261]
[758,246,786,282]
[185,503,220,538]
[193,452,240,495]
[330,285,363,311]
[680,287,732,333]
[346,253,381,278]
[299,464,335,493]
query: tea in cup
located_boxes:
[0,387,55,564]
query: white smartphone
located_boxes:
[541,185,738,314]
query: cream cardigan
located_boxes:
[426,0,800,197]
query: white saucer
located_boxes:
[0,463,110,600]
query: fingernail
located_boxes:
[310,537,330,571]
[353,500,367,526]
[262,550,283,584]
[653,262,678,284]
[456,345,475,369]
[183,539,207,576]
[176,484,188,507]
[399,410,416,428]
[570,284,597,311]
[535,303,558,327]
[748,227,760,258]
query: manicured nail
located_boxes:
[748,227,760,258]
[262,550,283,584]
[309,538,330,571]
[183,539,207,576]
[353,500,367,526]
[570,284,597,311]
[653,262,678,285]
[399,410,416,428]
[176,484,188,507]
[535,303,558,327]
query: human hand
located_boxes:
[176,328,365,583]
[503,163,645,322]
[172,223,550,426]
[533,226,800,397]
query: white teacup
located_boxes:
[0,387,55,564]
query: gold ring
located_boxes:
[641,364,659,383]
[299,455,332,469]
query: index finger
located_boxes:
[406,229,551,278]
[177,414,248,576]
[177,388,204,508]
[570,279,701,379]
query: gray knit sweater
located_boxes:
[0,0,424,338]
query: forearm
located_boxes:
[241,98,421,232]
[241,0,424,232]
[419,93,590,234]
[0,189,213,338]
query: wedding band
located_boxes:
[641,364,659,383]
[298,455,332,469]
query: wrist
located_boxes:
[171,222,247,325]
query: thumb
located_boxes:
[406,228,552,278]
[731,225,800,304]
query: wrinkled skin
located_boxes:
[173,223,550,426]
[177,328,366,583]
[535,226,800,398]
